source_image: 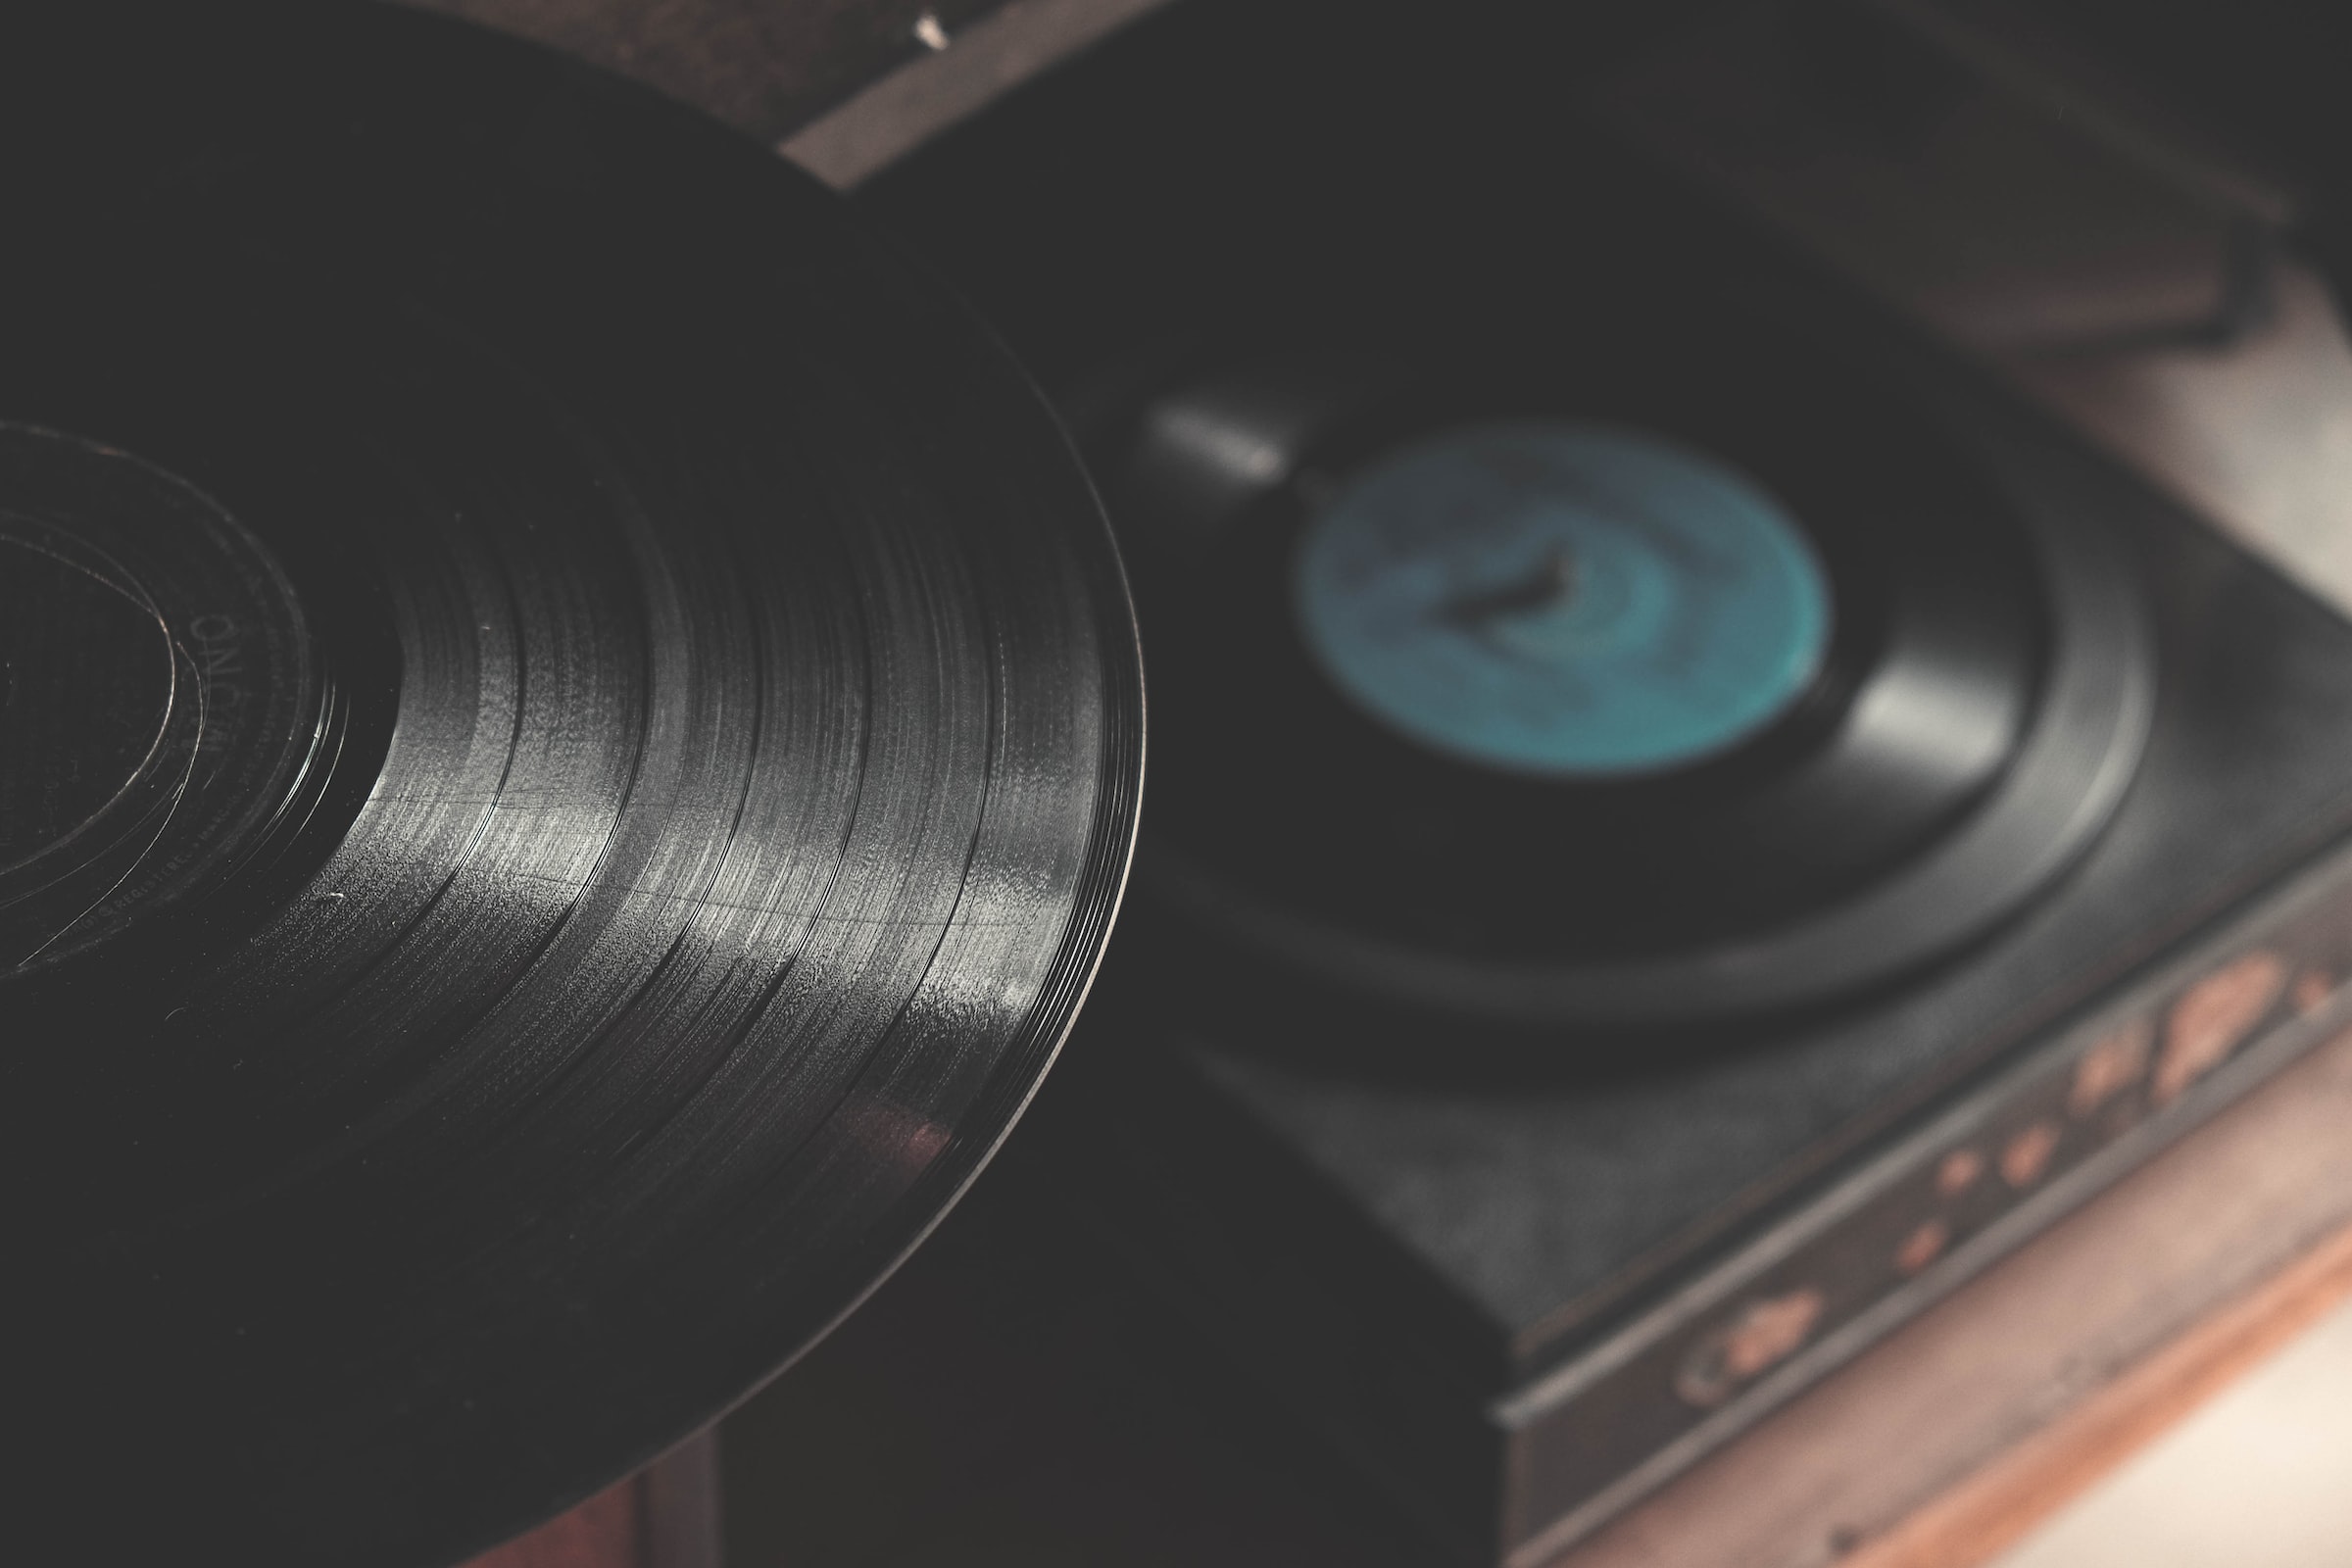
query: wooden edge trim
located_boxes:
[779,0,1175,187]
[1847,1210,2352,1568]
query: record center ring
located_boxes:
[0,422,326,968]
[1293,420,1833,777]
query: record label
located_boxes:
[1292,420,1831,777]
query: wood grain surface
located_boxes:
[461,1432,719,1568]
[464,1479,644,1568]
[400,0,1169,184]
[1554,1024,2352,1568]
[1853,1200,2352,1567]
[403,0,1006,142]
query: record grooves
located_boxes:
[0,7,1142,1566]
[0,423,344,972]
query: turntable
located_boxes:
[843,0,2352,1559]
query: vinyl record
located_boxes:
[1113,314,2150,1037]
[0,6,1141,1565]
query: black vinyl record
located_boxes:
[0,6,1141,1565]
[1114,314,2151,1039]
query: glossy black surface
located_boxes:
[0,7,1141,1565]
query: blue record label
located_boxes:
[1293,420,1832,778]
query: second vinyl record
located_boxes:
[1112,317,2152,1039]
